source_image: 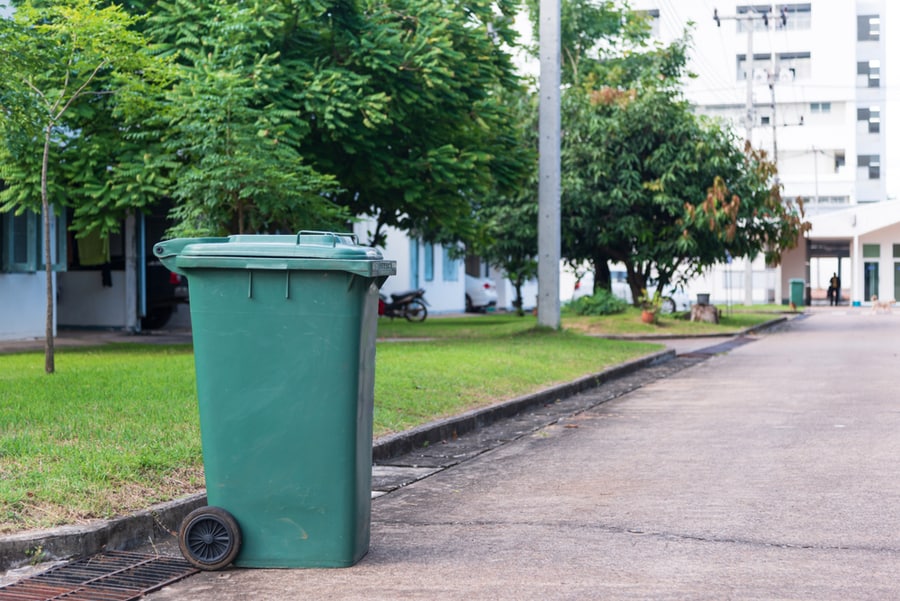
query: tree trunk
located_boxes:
[592,257,611,293]
[513,281,524,316]
[42,124,55,374]
[623,261,648,308]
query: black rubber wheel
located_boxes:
[659,296,677,314]
[141,306,173,330]
[178,506,241,571]
[405,299,428,322]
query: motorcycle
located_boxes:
[379,289,428,322]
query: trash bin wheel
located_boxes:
[178,506,242,571]
[405,299,427,322]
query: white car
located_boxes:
[465,275,498,312]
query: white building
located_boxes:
[633,0,895,305]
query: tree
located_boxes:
[0,0,167,373]
[288,0,531,246]
[557,23,807,304]
[146,0,346,237]
[139,0,532,245]
[469,89,538,315]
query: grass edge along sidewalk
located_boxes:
[0,347,675,574]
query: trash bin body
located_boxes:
[155,233,395,568]
[789,278,805,307]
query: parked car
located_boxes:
[465,275,498,312]
[143,214,188,330]
[143,259,189,330]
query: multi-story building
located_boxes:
[633,0,898,305]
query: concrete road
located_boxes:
[148,310,900,600]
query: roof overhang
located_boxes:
[806,201,900,239]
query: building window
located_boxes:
[864,259,879,301]
[776,4,811,30]
[857,15,880,41]
[738,52,810,81]
[834,151,845,172]
[776,52,811,80]
[424,242,434,282]
[858,155,881,180]
[736,5,771,33]
[442,245,459,282]
[409,239,419,289]
[810,102,831,113]
[863,244,880,259]
[736,53,772,81]
[857,60,880,88]
[735,4,808,31]
[635,9,660,38]
[857,106,881,133]
[1,210,67,273]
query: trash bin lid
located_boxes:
[177,232,377,260]
[154,232,396,277]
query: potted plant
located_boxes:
[637,289,662,324]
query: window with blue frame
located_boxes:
[409,239,420,289]
[1,209,66,273]
[424,242,434,282]
[442,245,459,281]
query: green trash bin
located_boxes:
[789,278,805,307]
[154,232,395,570]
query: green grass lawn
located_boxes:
[0,309,783,533]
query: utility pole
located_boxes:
[537,0,561,329]
[714,7,786,306]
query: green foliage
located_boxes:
[469,89,538,314]
[567,289,628,316]
[145,0,345,236]
[287,0,533,246]
[0,0,172,234]
[557,22,807,303]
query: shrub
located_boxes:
[568,289,629,316]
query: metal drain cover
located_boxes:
[0,551,198,601]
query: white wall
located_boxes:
[355,221,467,314]
[57,271,129,327]
[0,273,52,340]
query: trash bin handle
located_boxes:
[296,230,359,247]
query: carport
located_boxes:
[800,202,900,305]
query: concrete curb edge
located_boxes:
[0,493,207,572]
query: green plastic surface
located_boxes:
[155,234,394,568]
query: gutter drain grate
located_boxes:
[0,551,198,601]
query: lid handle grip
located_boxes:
[296,230,359,247]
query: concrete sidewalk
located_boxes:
[136,308,900,600]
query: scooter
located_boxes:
[379,289,428,322]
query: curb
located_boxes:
[0,349,673,572]
[0,493,206,573]
[371,348,674,461]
